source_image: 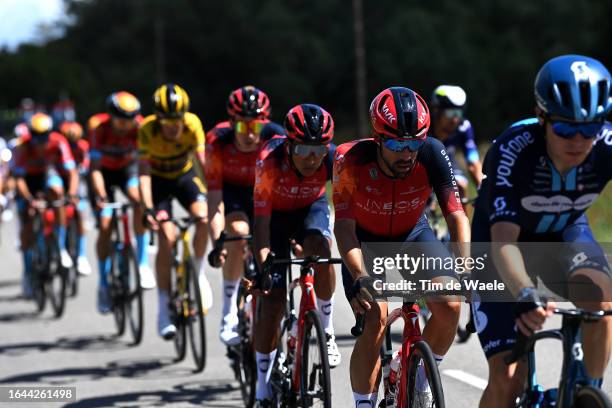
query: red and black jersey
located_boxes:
[69,139,90,171]
[12,132,76,177]
[333,137,463,237]
[89,114,141,170]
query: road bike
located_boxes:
[505,307,612,408]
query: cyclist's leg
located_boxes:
[16,175,40,296]
[559,219,612,384]
[75,176,91,276]
[95,170,115,312]
[46,171,72,268]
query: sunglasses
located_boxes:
[550,120,603,139]
[381,137,424,152]
[443,108,464,119]
[158,117,183,126]
[292,143,328,157]
[235,120,265,135]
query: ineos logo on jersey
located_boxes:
[275,185,320,197]
[495,131,535,187]
[363,198,422,212]
[520,193,599,212]
[570,61,591,81]
[382,103,396,123]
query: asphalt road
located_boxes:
[0,209,610,407]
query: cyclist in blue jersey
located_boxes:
[471,55,612,407]
[430,85,483,198]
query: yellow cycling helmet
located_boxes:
[107,91,141,119]
[28,112,53,135]
[153,83,190,119]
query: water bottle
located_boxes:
[385,350,402,408]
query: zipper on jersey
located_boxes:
[389,180,396,236]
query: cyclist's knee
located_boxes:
[487,354,525,399]
[227,219,249,237]
[302,233,331,257]
[428,298,461,323]
[363,305,387,337]
[48,187,63,200]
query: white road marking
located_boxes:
[442,369,487,390]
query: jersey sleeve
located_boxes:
[332,145,357,220]
[420,137,463,217]
[78,139,90,172]
[458,119,480,164]
[595,122,612,182]
[204,136,223,191]
[253,154,275,217]
[137,125,152,170]
[89,126,103,164]
[12,145,26,177]
[57,135,76,171]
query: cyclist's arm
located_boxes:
[490,222,531,296]
[208,190,225,241]
[468,160,483,186]
[334,219,367,279]
[16,176,32,202]
[445,211,471,258]
[138,166,154,210]
[253,214,270,266]
[67,167,78,197]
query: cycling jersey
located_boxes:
[12,132,75,177]
[90,115,140,170]
[333,137,463,237]
[472,119,612,239]
[205,120,284,190]
[253,136,334,216]
[69,139,90,173]
[87,113,109,138]
[432,119,480,165]
[137,112,206,179]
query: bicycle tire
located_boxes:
[32,267,46,312]
[573,385,612,408]
[110,244,126,336]
[236,286,256,408]
[300,310,331,408]
[123,244,143,345]
[186,257,207,372]
[65,217,79,297]
[172,266,187,361]
[46,235,67,318]
[405,340,445,408]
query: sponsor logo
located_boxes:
[520,193,599,212]
[572,342,584,361]
[369,168,378,180]
[365,185,382,196]
[362,198,422,212]
[399,185,427,195]
[570,61,591,81]
[494,197,507,211]
[495,131,535,187]
[595,126,612,146]
[572,252,588,267]
[382,103,396,123]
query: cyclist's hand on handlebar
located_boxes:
[290,239,303,257]
[348,276,379,315]
[94,195,107,212]
[143,208,159,231]
[207,247,227,268]
[68,194,80,207]
[513,287,555,336]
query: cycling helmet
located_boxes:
[106,91,141,119]
[227,86,271,120]
[284,104,334,144]
[535,55,612,122]
[153,83,190,118]
[369,87,430,140]
[28,112,53,135]
[430,85,467,110]
[60,121,84,142]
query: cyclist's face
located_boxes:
[434,108,462,138]
[160,119,184,140]
[111,117,137,134]
[289,142,327,177]
[545,119,595,169]
[379,143,418,178]
[233,117,262,152]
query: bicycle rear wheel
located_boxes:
[300,310,331,408]
[405,340,445,408]
[110,244,126,336]
[236,287,256,407]
[122,244,143,345]
[186,257,207,372]
[46,235,67,318]
[573,386,612,408]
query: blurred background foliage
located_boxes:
[0,0,610,141]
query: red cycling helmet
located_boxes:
[284,104,334,144]
[227,85,271,120]
[369,87,430,140]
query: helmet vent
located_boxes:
[579,81,591,116]
[555,82,571,109]
[597,80,607,110]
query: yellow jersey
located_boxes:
[137,112,206,179]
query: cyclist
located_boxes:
[206,85,284,346]
[252,104,339,405]
[430,85,483,196]
[471,55,612,407]
[139,83,211,339]
[12,113,78,297]
[89,91,154,314]
[59,121,92,276]
[333,87,469,407]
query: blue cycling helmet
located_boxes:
[535,55,612,122]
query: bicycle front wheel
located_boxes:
[186,258,207,372]
[236,287,256,407]
[300,310,331,408]
[46,235,67,318]
[573,386,612,408]
[109,245,126,336]
[405,340,445,408]
[122,244,143,345]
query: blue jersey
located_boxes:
[472,118,612,241]
[433,119,480,166]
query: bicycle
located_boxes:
[211,231,257,407]
[260,253,343,408]
[156,216,207,373]
[351,284,469,408]
[29,198,68,318]
[103,200,143,345]
[64,201,80,297]
[505,307,612,408]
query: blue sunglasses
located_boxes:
[551,120,603,139]
[382,137,424,152]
